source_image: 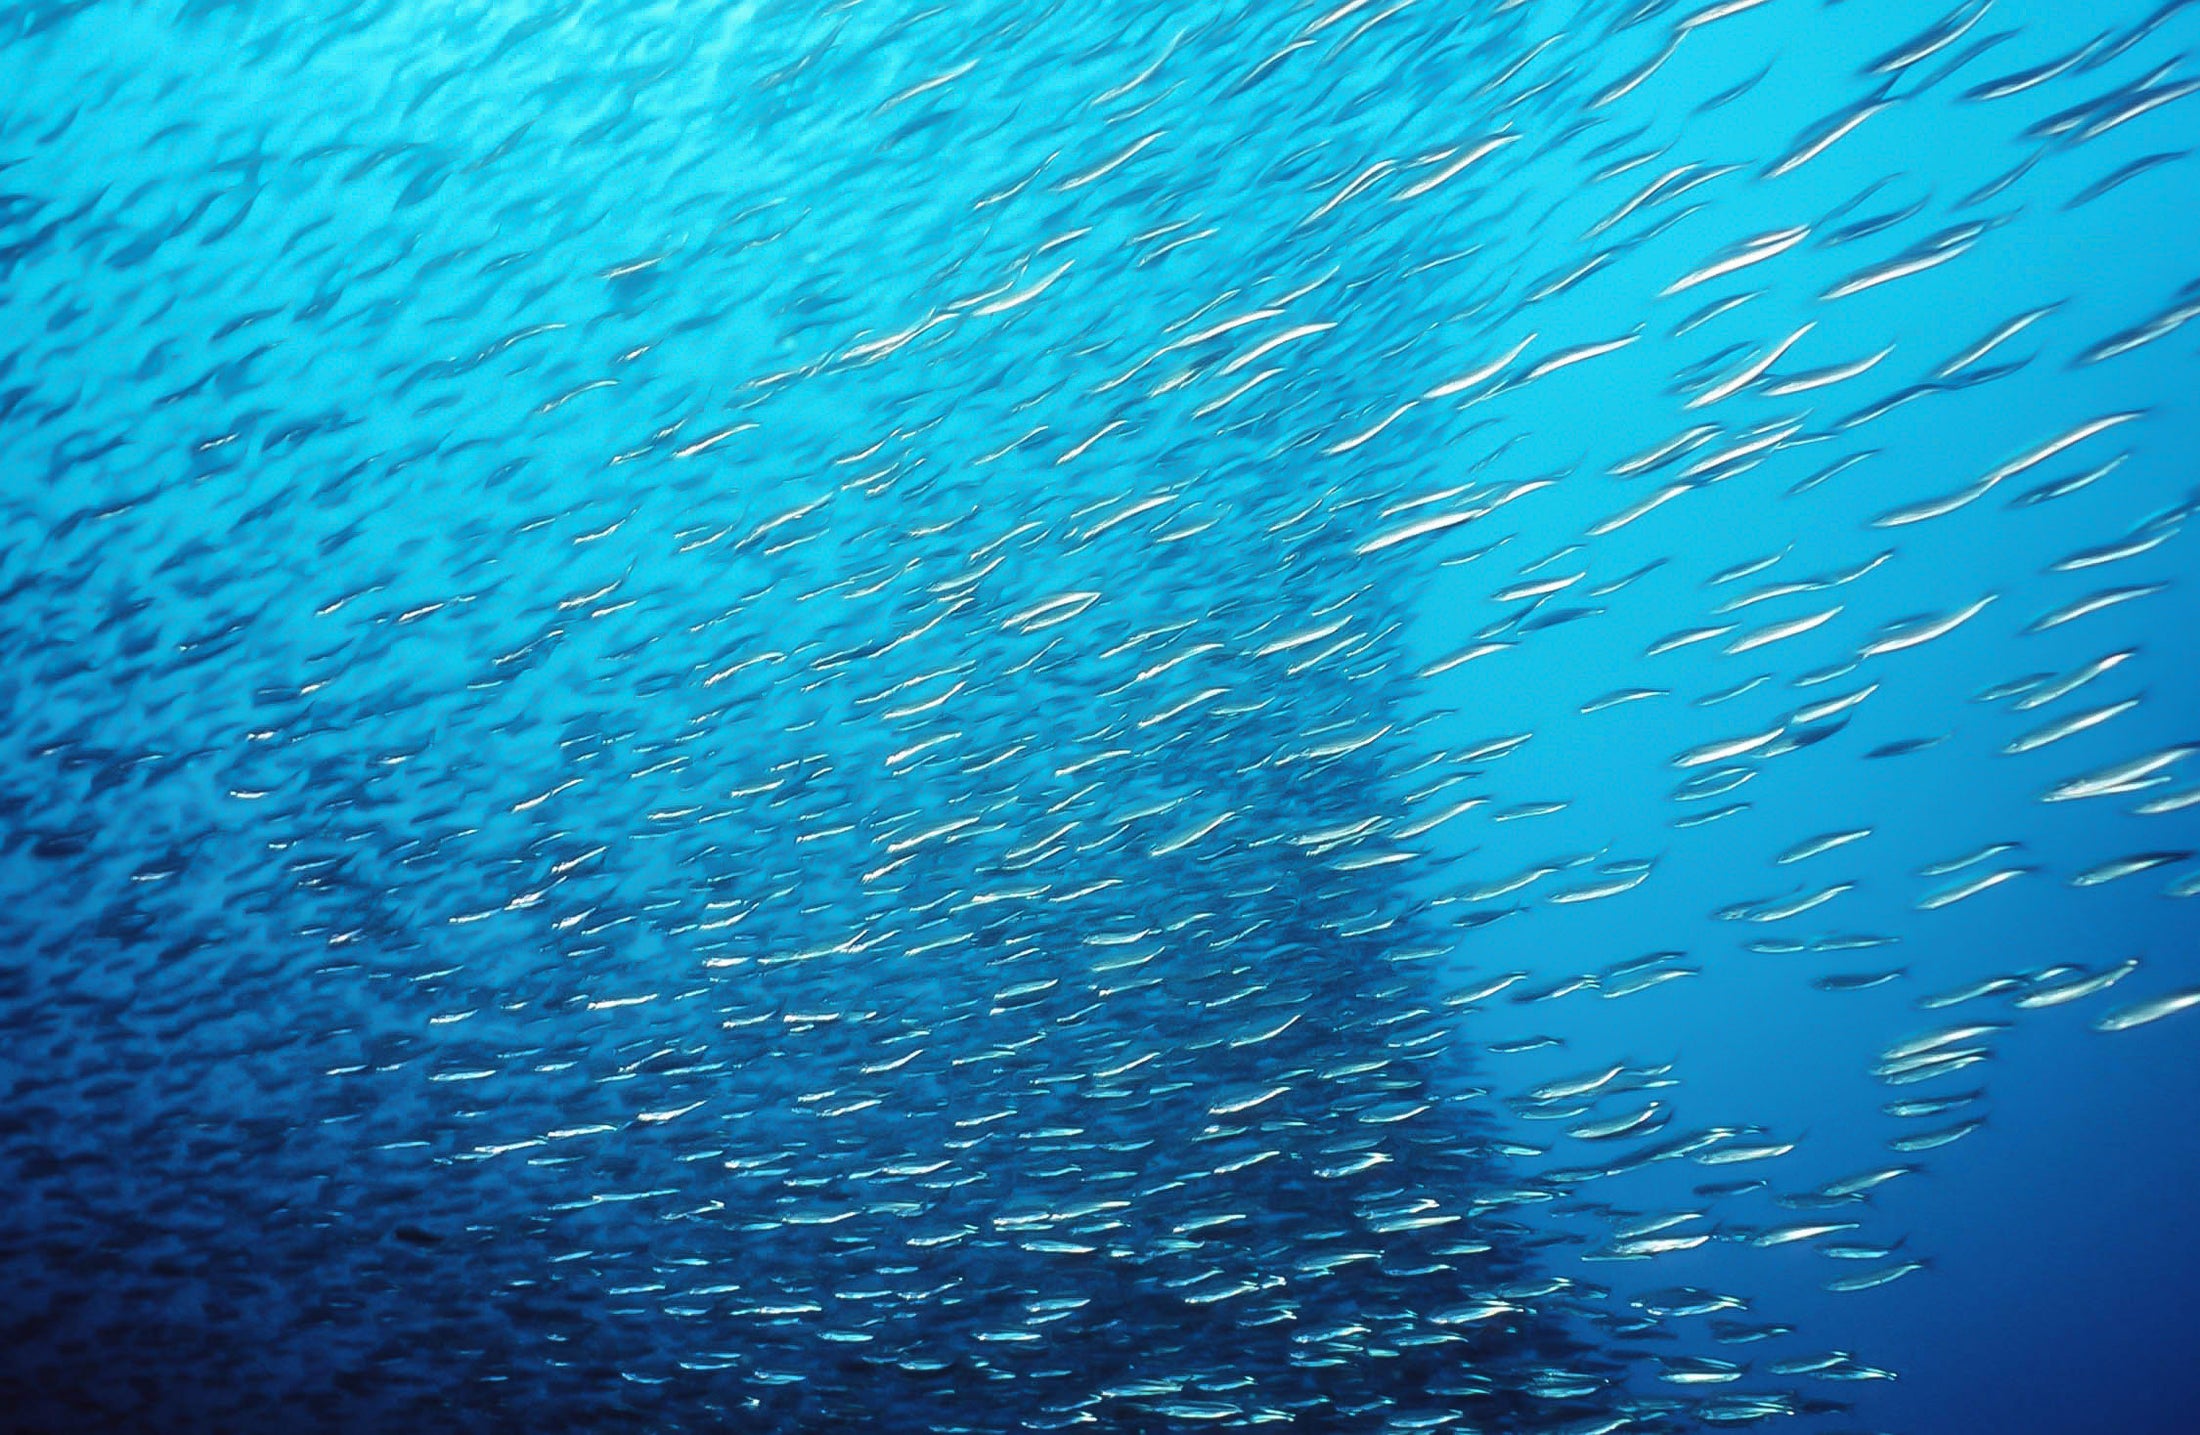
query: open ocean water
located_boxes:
[2,1,2196,1431]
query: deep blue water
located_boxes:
[2,1,2196,1432]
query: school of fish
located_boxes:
[0,0,2194,1431]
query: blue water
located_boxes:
[3,1,2196,1431]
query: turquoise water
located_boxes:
[2,1,2196,1431]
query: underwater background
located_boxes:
[2,0,2196,1431]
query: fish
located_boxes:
[1918,866,2032,909]
[1820,1167,1922,1199]
[2004,697,2141,753]
[1766,99,1893,180]
[1880,1050,1995,1085]
[1868,736,1946,759]
[2097,989,2200,1032]
[1874,412,2143,526]
[1889,1116,1986,1152]
[2080,291,2200,365]
[1674,801,1752,828]
[1699,674,1774,706]
[2015,958,2141,1008]
[1886,1090,1984,1118]
[1658,1353,1746,1383]
[1662,226,1810,295]
[1727,605,1843,654]
[2052,524,2182,573]
[1649,623,1738,656]
[2013,649,2140,710]
[1920,842,2025,876]
[1520,330,1643,386]
[2026,583,2168,633]
[2071,851,2192,886]
[1685,324,1815,408]
[1571,1102,1671,1141]
[1789,449,1878,496]
[1698,1140,1798,1166]
[1815,933,1899,952]
[1825,1261,1928,1293]
[2044,744,2199,801]
[1752,1221,1862,1247]
[1858,596,1995,659]
[1919,975,2027,1009]
[1823,222,1985,300]
[1977,673,2052,702]
[1749,882,1856,921]
[1424,331,1541,401]
[1674,724,1787,768]
[1867,0,1993,77]
[1965,34,2100,100]
[1777,829,1873,864]
[1603,966,1701,999]
[1816,970,1906,992]
[1789,682,1881,726]
[2009,453,2129,508]
[1939,304,2060,376]
[1884,1023,2010,1063]
[1583,687,1669,713]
